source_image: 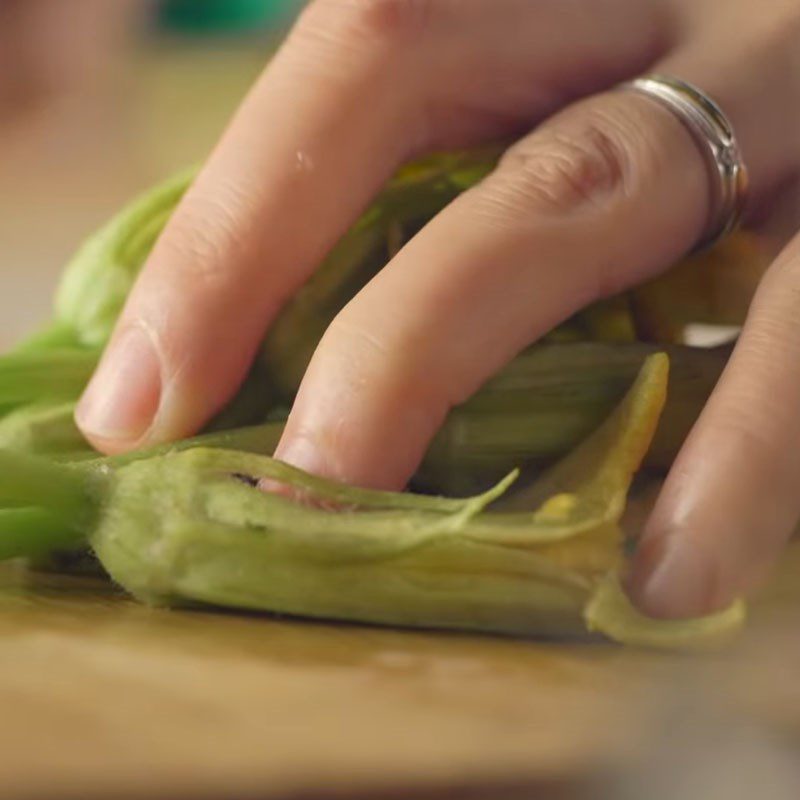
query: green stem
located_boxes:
[0,349,99,406]
[101,422,284,468]
[0,449,98,530]
[0,508,84,560]
[0,425,284,562]
[50,422,285,468]
[12,321,82,353]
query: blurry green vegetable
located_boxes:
[0,403,84,455]
[0,349,97,407]
[54,170,194,349]
[418,341,727,493]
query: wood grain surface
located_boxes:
[1,545,800,800]
[0,563,651,800]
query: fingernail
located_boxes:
[76,325,161,446]
[273,436,334,480]
[260,436,337,501]
[627,534,715,620]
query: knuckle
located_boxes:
[492,115,636,217]
[346,0,433,41]
[289,0,432,92]
[325,310,422,394]
[326,313,392,365]
[155,186,249,289]
[301,0,432,49]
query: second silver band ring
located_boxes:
[618,74,749,250]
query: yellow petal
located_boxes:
[584,573,746,650]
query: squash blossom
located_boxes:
[0,150,753,646]
[0,356,744,646]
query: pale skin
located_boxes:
[75,0,800,619]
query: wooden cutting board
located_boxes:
[0,561,654,800]
[2,545,800,800]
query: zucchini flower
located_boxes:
[0,356,744,647]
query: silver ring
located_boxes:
[618,74,749,250]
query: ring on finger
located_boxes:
[618,74,749,250]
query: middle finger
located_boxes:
[274,89,709,487]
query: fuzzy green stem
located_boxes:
[0,449,98,529]
[0,508,84,560]
[102,422,284,468]
[12,321,82,353]
[0,349,99,406]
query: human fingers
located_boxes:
[625,1,800,618]
[76,0,664,454]
[273,90,710,487]
[274,2,799,491]
[629,232,800,619]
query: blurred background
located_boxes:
[0,0,304,347]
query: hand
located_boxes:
[76,0,800,619]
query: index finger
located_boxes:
[75,1,418,451]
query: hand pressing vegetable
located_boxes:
[0,143,765,634]
[0,155,737,488]
[0,338,728,580]
[49,151,498,365]
[67,0,800,628]
[0,356,744,646]
[1,152,500,460]
[5,148,756,452]
[0,150,749,483]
